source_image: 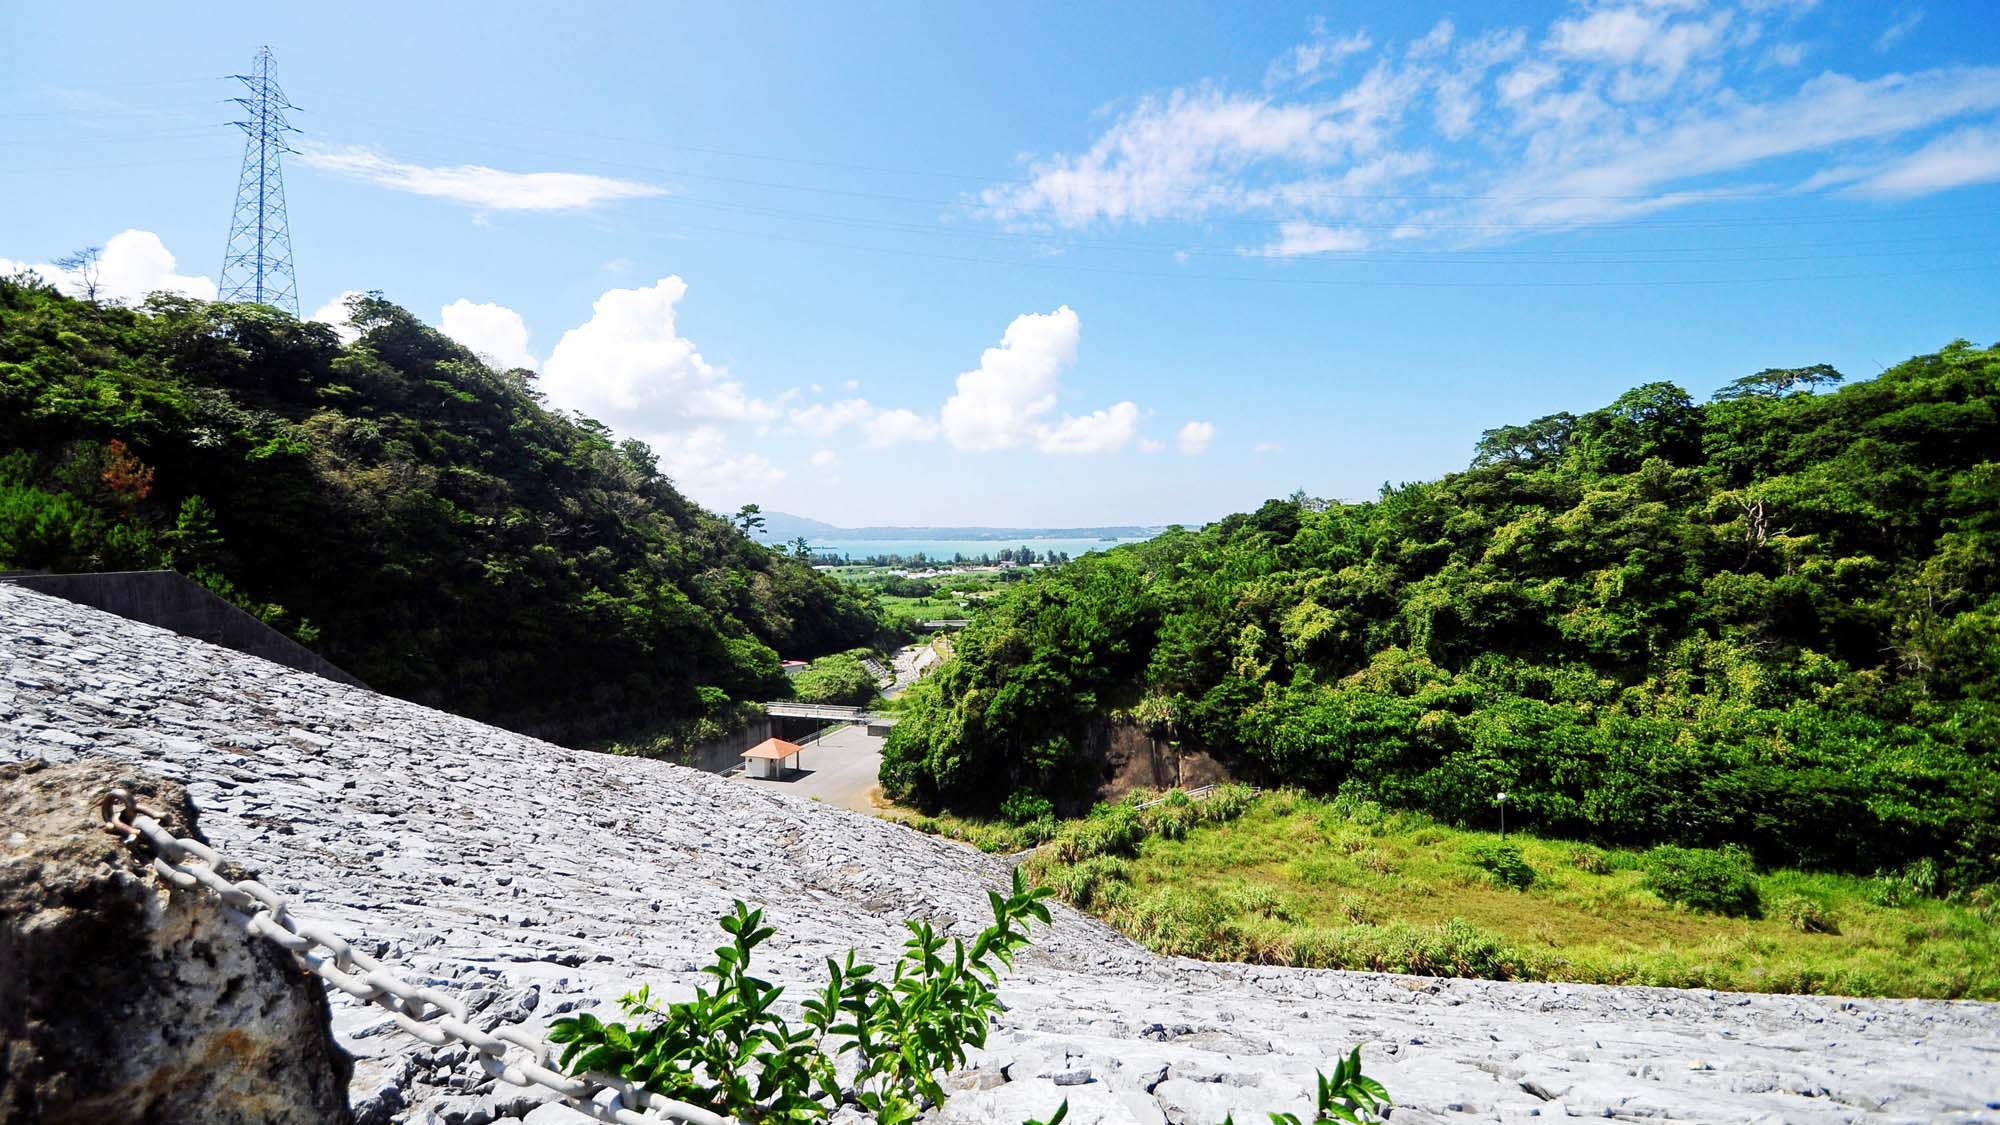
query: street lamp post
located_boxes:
[1497,791,1508,839]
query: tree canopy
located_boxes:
[884,342,2000,884]
[0,279,886,743]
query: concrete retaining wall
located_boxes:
[681,716,773,774]
[0,570,364,688]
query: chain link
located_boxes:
[99,788,735,1125]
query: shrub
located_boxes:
[1322,919,1523,980]
[1053,802,1144,861]
[1777,894,1839,934]
[1054,856,1131,909]
[1339,894,1377,925]
[1200,783,1257,823]
[1569,846,1610,874]
[1464,843,1536,890]
[1642,846,1761,917]
[1001,789,1055,826]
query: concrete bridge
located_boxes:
[763,701,899,727]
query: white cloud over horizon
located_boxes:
[300,144,667,214]
[440,299,538,370]
[308,291,365,343]
[936,306,1139,455]
[540,277,773,426]
[2,229,216,303]
[976,3,2000,255]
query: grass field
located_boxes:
[898,790,2000,999]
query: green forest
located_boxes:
[0,278,885,744]
[884,343,2000,886]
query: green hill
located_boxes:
[0,279,884,745]
[884,344,2000,886]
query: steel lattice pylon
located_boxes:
[219,46,300,315]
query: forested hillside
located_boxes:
[0,279,883,743]
[885,344,2000,883]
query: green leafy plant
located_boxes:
[1642,846,1762,917]
[548,868,1054,1124]
[1001,789,1056,826]
[1464,843,1536,890]
[1023,1046,1389,1125]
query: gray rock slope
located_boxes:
[2,584,1996,1124]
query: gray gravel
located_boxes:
[3,584,1997,1124]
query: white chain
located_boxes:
[98,788,735,1125]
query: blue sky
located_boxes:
[4,1,1997,527]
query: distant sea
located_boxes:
[788,535,1154,562]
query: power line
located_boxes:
[218,47,300,315]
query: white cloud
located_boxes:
[843,378,861,390]
[1849,125,2000,196]
[1247,221,1369,258]
[308,291,364,343]
[1036,401,1141,455]
[1254,441,1282,454]
[648,426,783,498]
[300,143,665,213]
[810,449,840,468]
[1176,421,1216,455]
[541,277,773,427]
[440,299,537,370]
[790,397,876,436]
[925,306,1140,454]
[939,305,1080,450]
[1546,5,1732,91]
[975,6,2000,250]
[865,408,940,447]
[1267,22,1374,89]
[1875,7,1923,51]
[3,229,216,303]
[1138,437,1166,453]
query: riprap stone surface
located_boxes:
[3,584,1997,1124]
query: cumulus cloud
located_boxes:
[1138,437,1166,454]
[440,299,537,370]
[1036,401,1141,455]
[648,426,783,496]
[789,398,875,436]
[540,277,773,427]
[308,291,364,343]
[2,229,216,303]
[1254,441,1283,454]
[300,143,666,213]
[940,306,1081,450]
[810,449,840,468]
[1177,421,1216,455]
[927,306,1141,454]
[865,408,940,447]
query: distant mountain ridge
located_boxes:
[759,510,1166,542]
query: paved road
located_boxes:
[732,722,885,812]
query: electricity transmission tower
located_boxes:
[219,46,300,315]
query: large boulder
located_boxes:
[0,758,352,1124]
